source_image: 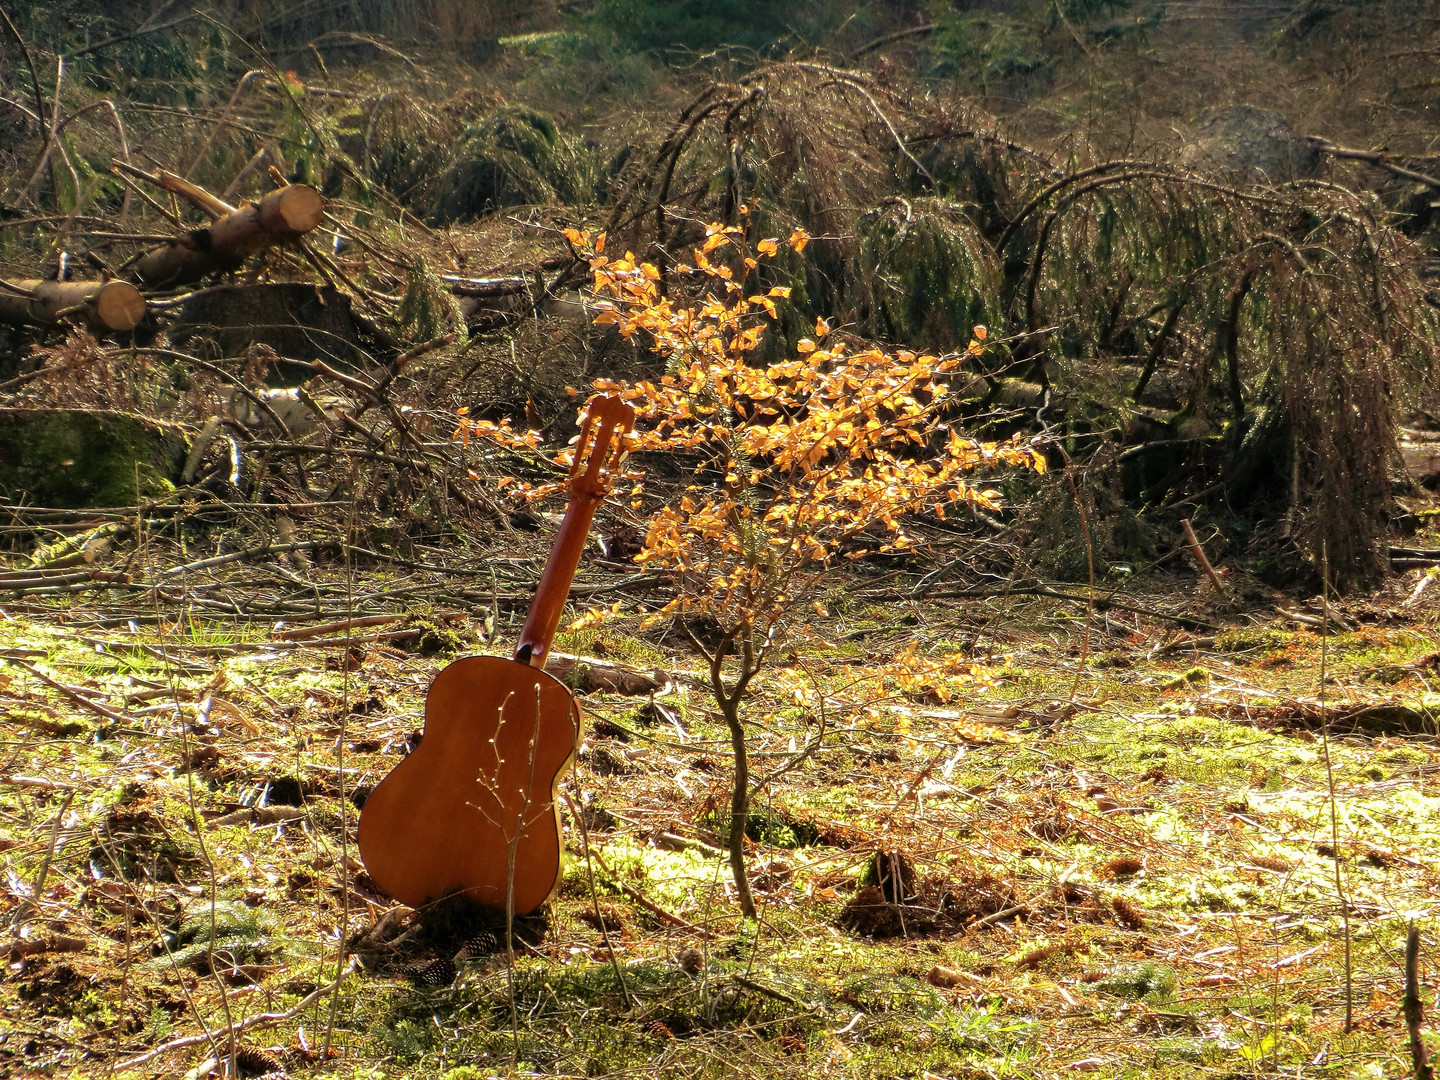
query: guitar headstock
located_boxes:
[570,395,635,500]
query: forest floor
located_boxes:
[0,4,1436,1076]
[2,521,1439,1080]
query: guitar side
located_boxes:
[357,655,582,913]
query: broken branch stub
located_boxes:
[111,160,237,219]
[0,278,146,332]
[130,184,324,288]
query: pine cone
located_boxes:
[406,957,457,988]
[233,1044,285,1077]
[454,931,500,960]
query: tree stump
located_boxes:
[0,408,184,507]
[169,283,386,372]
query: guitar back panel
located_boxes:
[357,655,581,912]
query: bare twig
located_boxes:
[276,614,404,640]
[1319,543,1354,1033]
[14,56,64,205]
[971,903,1028,929]
[1180,518,1227,596]
[589,847,714,937]
[160,540,337,578]
[562,791,635,1007]
[731,973,803,1008]
[0,775,75,791]
[0,4,46,144]
[885,582,1220,630]
[95,99,135,222]
[73,10,201,57]
[9,789,74,931]
[0,570,128,590]
[1059,447,1094,703]
[184,69,262,179]
[324,471,359,1057]
[850,23,939,58]
[11,659,127,723]
[113,959,357,1070]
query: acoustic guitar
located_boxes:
[358,395,635,913]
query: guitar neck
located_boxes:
[513,395,634,670]
[514,492,603,669]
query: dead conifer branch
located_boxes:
[1308,138,1440,190]
[819,76,935,188]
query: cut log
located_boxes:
[0,279,146,332]
[129,184,324,288]
[1401,439,1440,489]
[545,652,667,696]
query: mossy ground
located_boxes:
[2,555,1438,1079]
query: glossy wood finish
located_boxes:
[356,655,580,911]
[515,395,635,668]
[357,395,633,913]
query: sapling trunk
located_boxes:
[580,219,1044,921]
[721,693,756,919]
[1405,924,1433,1080]
[709,627,760,919]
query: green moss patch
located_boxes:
[0,408,181,507]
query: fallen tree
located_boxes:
[112,162,324,288]
[0,278,145,333]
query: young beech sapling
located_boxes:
[465,213,1042,916]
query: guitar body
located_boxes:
[357,655,582,912]
[359,394,632,916]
